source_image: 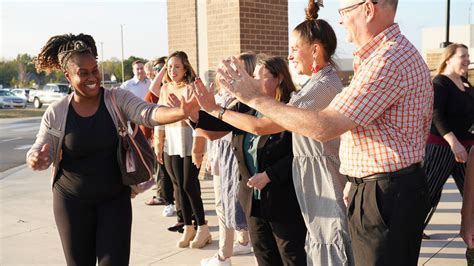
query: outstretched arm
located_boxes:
[193,78,284,136]
[153,84,200,125]
[216,57,356,142]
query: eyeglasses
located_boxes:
[153,65,163,72]
[338,1,378,17]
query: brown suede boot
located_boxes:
[177,225,196,248]
[190,224,212,248]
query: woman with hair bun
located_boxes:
[212,1,354,265]
[27,33,194,265]
[193,55,307,266]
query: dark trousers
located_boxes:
[248,215,307,266]
[53,188,132,266]
[346,166,428,266]
[467,248,474,266]
[164,153,205,225]
[156,159,175,205]
[424,144,470,229]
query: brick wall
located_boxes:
[425,49,443,72]
[168,0,288,80]
[167,0,198,69]
[207,0,241,81]
[240,0,288,58]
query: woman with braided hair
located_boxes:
[26,33,195,265]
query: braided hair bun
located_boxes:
[305,0,322,21]
[35,33,97,73]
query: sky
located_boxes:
[1,0,473,61]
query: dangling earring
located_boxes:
[311,59,320,74]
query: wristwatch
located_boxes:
[218,107,227,120]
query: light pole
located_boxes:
[441,0,451,48]
[120,24,125,83]
[100,42,105,87]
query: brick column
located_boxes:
[168,0,288,82]
[167,0,198,69]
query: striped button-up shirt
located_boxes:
[329,23,433,178]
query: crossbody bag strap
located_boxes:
[109,91,127,133]
[111,90,153,178]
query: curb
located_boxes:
[0,116,42,124]
[0,164,28,181]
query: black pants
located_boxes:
[156,159,175,205]
[53,188,132,266]
[164,154,205,225]
[423,144,470,229]
[347,166,428,266]
[248,215,307,266]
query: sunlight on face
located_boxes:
[167,57,186,83]
[254,64,279,98]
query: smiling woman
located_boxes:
[27,33,194,265]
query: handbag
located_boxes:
[109,91,157,193]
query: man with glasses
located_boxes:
[216,0,433,265]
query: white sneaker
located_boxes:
[162,204,174,217]
[232,241,253,255]
[200,254,231,266]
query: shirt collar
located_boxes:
[311,64,334,81]
[353,23,400,63]
[131,76,147,85]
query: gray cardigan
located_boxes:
[26,87,161,185]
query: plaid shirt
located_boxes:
[329,24,433,177]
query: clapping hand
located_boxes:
[216,56,263,106]
[193,80,219,113]
[27,144,51,171]
[167,85,200,120]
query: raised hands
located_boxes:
[216,56,263,105]
[27,143,51,171]
[192,79,220,113]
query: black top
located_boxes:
[54,90,126,201]
[194,103,302,223]
[431,75,474,141]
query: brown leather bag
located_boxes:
[109,91,157,193]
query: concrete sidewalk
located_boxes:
[0,165,468,265]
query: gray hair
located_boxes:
[378,0,398,11]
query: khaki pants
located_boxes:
[213,174,249,258]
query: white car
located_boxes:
[10,88,32,102]
[0,89,27,108]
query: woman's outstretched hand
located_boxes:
[193,79,220,113]
[216,56,263,105]
[174,85,200,120]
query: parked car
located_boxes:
[31,83,71,109]
[11,88,32,102]
[0,89,27,108]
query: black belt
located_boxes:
[346,163,421,184]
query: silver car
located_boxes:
[11,88,32,102]
[0,89,27,108]
[31,83,71,108]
